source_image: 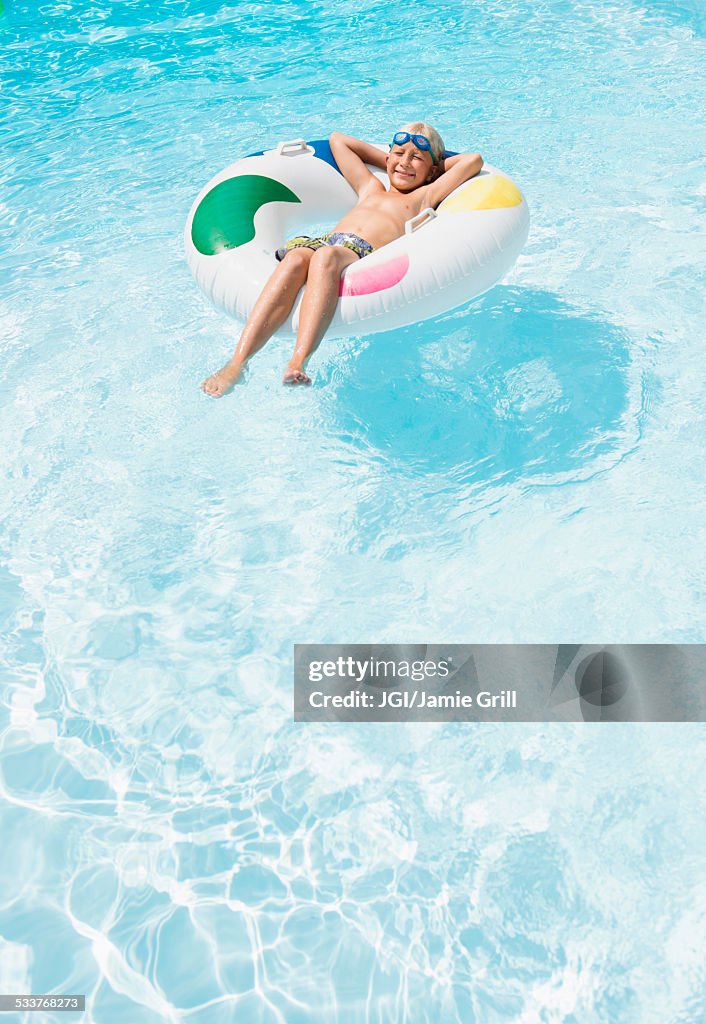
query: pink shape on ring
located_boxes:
[339,254,410,297]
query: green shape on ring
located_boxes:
[191,174,301,255]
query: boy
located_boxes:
[201,123,483,395]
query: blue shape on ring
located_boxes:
[309,139,342,174]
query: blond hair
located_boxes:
[398,121,445,164]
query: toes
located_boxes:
[201,378,222,397]
[283,370,311,386]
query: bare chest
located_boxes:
[356,189,429,223]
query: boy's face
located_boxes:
[386,140,437,192]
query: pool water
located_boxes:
[1,1,705,1021]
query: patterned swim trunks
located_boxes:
[275,231,373,262]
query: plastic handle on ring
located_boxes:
[405,207,437,234]
[276,139,309,156]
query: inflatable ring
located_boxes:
[185,138,529,338]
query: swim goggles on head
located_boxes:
[390,131,436,162]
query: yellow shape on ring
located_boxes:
[439,174,523,213]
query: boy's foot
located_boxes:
[201,361,243,397]
[283,368,311,386]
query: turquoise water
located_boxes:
[2,1,706,1021]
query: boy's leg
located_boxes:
[201,248,314,397]
[284,246,359,385]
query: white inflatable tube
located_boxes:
[185,138,529,338]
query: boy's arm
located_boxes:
[425,152,484,208]
[329,132,386,196]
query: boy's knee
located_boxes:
[310,246,345,271]
[281,248,313,277]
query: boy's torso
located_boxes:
[332,182,433,251]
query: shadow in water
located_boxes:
[324,288,638,487]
